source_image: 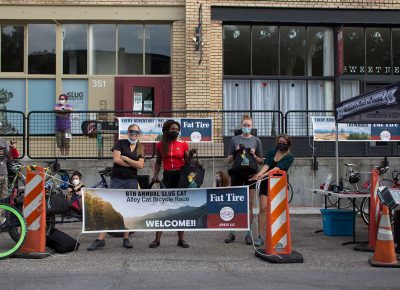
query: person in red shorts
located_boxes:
[149,120,191,248]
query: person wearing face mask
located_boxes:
[249,134,294,247]
[67,171,85,213]
[54,94,73,157]
[225,114,263,245]
[149,120,191,249]
[87,124,144,251]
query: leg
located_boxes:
[256,194,268,246]
[177,231,189,248]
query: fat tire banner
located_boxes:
[82,186,249,232]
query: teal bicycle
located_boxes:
[0,197,27,259]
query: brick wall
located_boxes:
[172,20,186,111]
[0,0,184,5]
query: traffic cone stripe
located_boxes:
[377,228,393,241]
[373,181,380,224]
[379,213,391,229]
[23,175,42,205]
[272,209,287,236]
[270,184,286,212]
[23,193,43,222]
[272,220,288,246]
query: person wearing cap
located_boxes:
[0,123,12,202]
[54,94,73,157]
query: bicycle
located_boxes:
[0,197,27,259]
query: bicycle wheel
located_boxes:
[0,204,27,259]
[287,182,294,204]
[360,197,395,225]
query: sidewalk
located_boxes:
[290,206,321,215]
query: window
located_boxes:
[118,25,143,75]
[1,26,24,72]
[28,24,56,74]
[392,29,400,75]
[223,25,251,75]
[145,25,171,74]
[280,27,306,76]
[340,80,360,101]
[366,28,391,75]
[343,27,365,75]
[252,26,278,75]
[307,27,334,76]
[63,24,88,75]
[90,24,116,75]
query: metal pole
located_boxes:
[336,122,339,186]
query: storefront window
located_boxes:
[223,25,251,75]
[145,25,171,75]
[308,81,334,110]
[307,27,334,76]
[392,29,400,75]
[1,26,24,72]
[340,80,360,101]
[252,26,278,75]
[90,24,116,75]
[280,27,306,76]
[28,24,56,74]
[63,24,88,75]
[343,27,364,75]
[118,25,143,75]
[366,28,391,75]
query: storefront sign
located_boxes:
[118,117,213,143]
[312,116,400,141]
[82,186,249,232]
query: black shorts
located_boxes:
[230,172,256,190]
[162,170,181,189]
[258,179,269,196]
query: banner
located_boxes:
[311,116,400,141]
[82,186,249,232]
[118,117,213,143]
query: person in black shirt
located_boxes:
[87,124,145,251]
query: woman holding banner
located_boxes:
[149,120,191,248]
[250,134,294,247]
[87,124,145,251]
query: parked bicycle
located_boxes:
[0,196,27,259]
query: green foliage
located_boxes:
[347,132,370,140]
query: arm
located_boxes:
[249,164,270,180]
[152,152,162,182]
[113,150,130,167]
[121,156,145,169]
[184,150,190,164]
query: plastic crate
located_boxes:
[320,209,355,236]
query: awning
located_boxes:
[335,81,400,124]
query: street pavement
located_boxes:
[1,213,400,290]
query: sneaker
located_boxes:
[123,238,133,249]
[224,233,235,243]
[245,234,253,245]
[254,236,264,247]
[87,239,105,251]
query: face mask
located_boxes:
[72,179,80,186]
[59,100,66,105]
[242,127,251,134]
[128,138,138,144]
[167,131,179,140]
[277,143,289,152]
[215,176,221,182]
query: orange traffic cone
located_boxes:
[369,205,400,267]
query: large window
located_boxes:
[145,25,171,74]
[223,25,334,76]
[28,24,56,74]
[118,25,143,75]
[1,26,24,72]
[63,24,88,75]
[90,24,116,75]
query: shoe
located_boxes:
[224,233,235,243]
[87,239,105,251]
[245,234,253,245]
[254,236,264,247]
[177,240,190,248]
[148,240,160,248]
[123,238,133,249]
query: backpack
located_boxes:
[229,146,258,176]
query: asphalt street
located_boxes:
[1,214,400,290]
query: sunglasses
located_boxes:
[128,130,140,135]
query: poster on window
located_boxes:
[117,117,213,143]
[0,79,26,135]
[133,92,142,111]
[82,186,249,232]
[311,116,400,141]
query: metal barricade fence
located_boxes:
[0,110,25,158]
[285,110,400,157]
[27,111,155,159]
[158,110,284,158]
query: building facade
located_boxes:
[1,0,400,158]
